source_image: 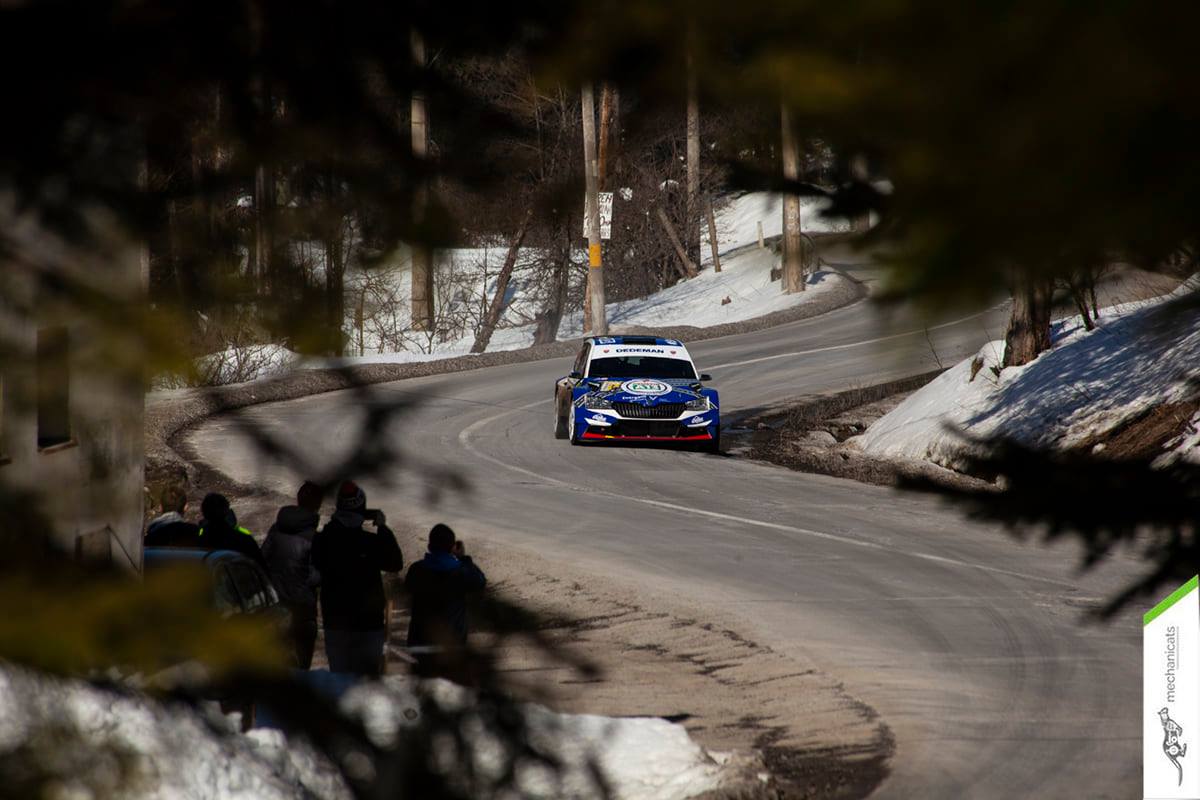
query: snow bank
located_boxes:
[0,667,739,800]
[856,281,1200,471]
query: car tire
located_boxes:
[703,426,721,455]
[568,406,581,445]
[554,399,569,440]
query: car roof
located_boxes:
[585,335,687,347]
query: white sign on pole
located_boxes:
[1146,576,1200,799]
[583,191,614,240]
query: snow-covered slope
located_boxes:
[855,280,1200,471]
[703,191,853,258]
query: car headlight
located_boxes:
[586,395,614,409]
[683,396,710,411]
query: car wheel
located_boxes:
[704,426,721,455]
[554,399,569,440]
[568,405,581,445]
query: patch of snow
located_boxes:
[856,280,1200,471]
[0,666,738,800]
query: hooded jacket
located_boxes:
[311,512,404,631]
[262,506,321,616]
[404,551,487,647]
[144,511,200,548]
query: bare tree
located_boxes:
[472,209,533,353]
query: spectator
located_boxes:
[405,524,487,657]
[144,485,199,547]
[262,481,324,669]
[197,493,266,567]
[311,481,404,677]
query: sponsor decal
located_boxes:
[596,337,617,344]
[602,381,623,391]
[1146,575,1200,797]
[620,379,671,396]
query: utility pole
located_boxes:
[686,48,700,267]
[780,103,805,292]
[581,83,607,335]
[410,29,435,330]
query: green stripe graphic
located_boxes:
[1144,575,1199,626]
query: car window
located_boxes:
[228,562,273,612]
[213,566,241,615]
[587,356,697,380]
[573,343,589,374]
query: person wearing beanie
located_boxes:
[311,480,404,677]
[197,492,266,568]
[262,481,324,669]
[404,523,486,672]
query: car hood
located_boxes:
[585,377,703,405]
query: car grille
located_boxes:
[604,420,686,437]
[613,402,685,419]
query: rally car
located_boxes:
[554,336,720,453]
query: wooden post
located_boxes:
[581,83,607,335]
[706,199,721,273]
[780,103,805,292]
[757,220,765,249]
[356,288,365,356]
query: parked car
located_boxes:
[554,335,720,452]
[144,547,286,622]
[144,547,290,730]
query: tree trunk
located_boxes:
[410,29,435,331]
[472,209,532,353]
[534,217,572,345]
[581,83,607,335]
[598,84,615,191]
[686,50,701,267]
[1002,273,1053,368]
[324,231,345,356]
[656,206,698,279]
[705,198,721,273]
[780,104,804,293]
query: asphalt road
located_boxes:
[191,268,1145,799]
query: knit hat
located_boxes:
[336,480,366,512]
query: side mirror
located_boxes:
[699,373,712,382]
[569,370,583,379]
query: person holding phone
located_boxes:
[311,481,404,677]
[404,523,487,674]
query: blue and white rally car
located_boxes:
[554,336,720,452]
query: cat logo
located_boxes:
[1159,707,1188,786]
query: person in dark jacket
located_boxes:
[405,524,487,658]
[262,481,324,669]
[197,493,266,568]
[311,481,404,677]
[144,485,200,547]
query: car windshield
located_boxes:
[587,356,696,380]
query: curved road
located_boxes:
[191,270,1143,799]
